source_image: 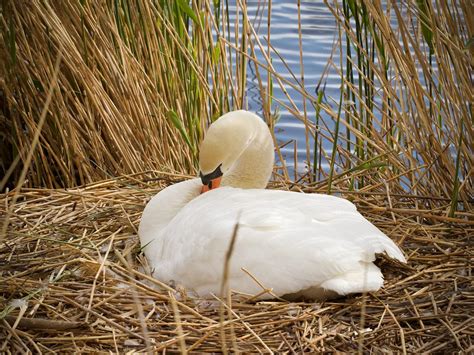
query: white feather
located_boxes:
[140,182,405,299]
[139,110,406,300]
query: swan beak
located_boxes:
[201,177,222,194]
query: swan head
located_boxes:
[199,110,275,192]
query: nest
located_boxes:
[1,173,472,353]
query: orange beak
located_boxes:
[201,176,222,194]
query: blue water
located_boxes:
[225,1,346,176]
[225,1,435,182]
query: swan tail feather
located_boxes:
[320,262,384,295]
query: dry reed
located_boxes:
[1,172,472,352]
[0,0,236,187]
[1,0,473,353]
[1,0,472,206]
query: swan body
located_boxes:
[139,110,406,299]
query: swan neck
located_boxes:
[139,179,201,250]
[223,120,274,189]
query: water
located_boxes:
[225,1,436,181]
[226,1,345,175]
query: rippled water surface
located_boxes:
[228,1,344,173]
[226,1,426,177]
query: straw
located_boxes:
[1,172,472,353]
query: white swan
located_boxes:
[139,110,406,300]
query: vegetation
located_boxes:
[1,0,236,187]
[0,0,472,352]
[1,1,472,207]
[1,180,471,352]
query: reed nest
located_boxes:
[1,172,472,353]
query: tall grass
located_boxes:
[0,0,238,187]
[0,0,472,213]
[321,0,473,209]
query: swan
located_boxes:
[139,110,406,300]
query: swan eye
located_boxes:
[200,164,223,186]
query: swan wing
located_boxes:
[148,188,405,298]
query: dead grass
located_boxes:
[0,1,473,352]
[0,0,235,187]
[1,0,472,209]
[1,172,472,353]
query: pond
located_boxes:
[227,0,434,182]
[228,0,346,176]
